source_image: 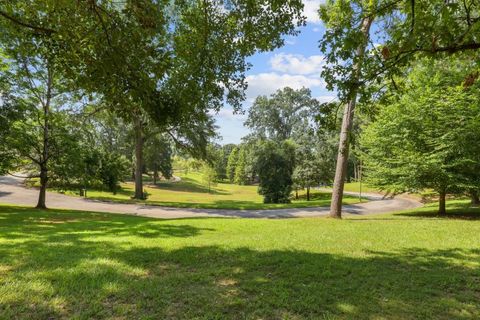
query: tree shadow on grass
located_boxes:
[0,209,479,319]
[0,207,213,240]
[394,203,480,220]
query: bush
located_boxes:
[256,140,295,203]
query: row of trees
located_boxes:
[0,0,305,208]
[202,87,341,203]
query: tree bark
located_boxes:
[134,115,145,199]
[330,16,373,219]
[438,190,446,215]
[36,166,48,209]
[307,186,310,201]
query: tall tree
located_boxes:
[319,0,377,218]
[360,58,480,215]
[0,31,76,208]
[245,87,319,142]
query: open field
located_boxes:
[46,172,364,210]
[0,201,479,319]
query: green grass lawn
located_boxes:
[320,181,382,194]
[52,172,363,210]
[0,201,479,319]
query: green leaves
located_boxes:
[256,140,296,203]
[360,57,480,195]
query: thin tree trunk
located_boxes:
[153,165,158,185]
[353,162,358,181]
[330,16,373,219]
[36,65,52,209]
[470,190,480,205]
[307,186,310,201]
[438,190,446,215]
[295,188,298,200]
[134,115,145,200]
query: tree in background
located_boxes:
[293,140,335,201]
[226,147,239,183]
[0,68,22,175]
[98,153,130,195]
[360,58,480,215]
[144,134,173,185]
[201,163,217,193]
[1,0,306,203]
[245,87,319,142]
[256,140,296,203]
[212,144,236,181]
[234,146,249,185]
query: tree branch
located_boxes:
[0,10,55,34]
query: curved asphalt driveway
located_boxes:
[0,175,422,219]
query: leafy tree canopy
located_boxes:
[360,57,480,213]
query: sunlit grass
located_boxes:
[51,172,364,209]
[0,202,479,319]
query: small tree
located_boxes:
[201,163,217,193]
[226,147,239,183]
[256,140,296,203]
[98,153,130,195]
[234,146,249,185]
[213,144,236,181]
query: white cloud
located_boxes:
[211,108,247,121]
[269,53,325,75]
[245,72,324,101]
[303,0,324,24]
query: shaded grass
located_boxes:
[51,172,363,210]
[0,202,479,319]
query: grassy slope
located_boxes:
[56,172,363,210]
[0,201,479,319]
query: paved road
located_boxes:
[0,175,422,219]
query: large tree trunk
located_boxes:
[330,16,373,219]
[134,116,145,200]
[438,190,446,215]
[36,166,48,209]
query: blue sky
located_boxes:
[213,0,335,145]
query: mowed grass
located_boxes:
[58,172,363,209]
[0,202,479,319]
[322,181,381,194]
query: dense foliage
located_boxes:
[360,58,480,214]
[256,140,296,203]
